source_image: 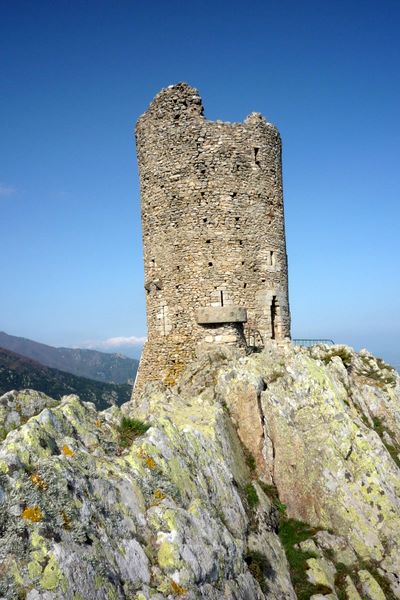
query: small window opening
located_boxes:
[206,239,211,243]
[235,217,240,222]
[208,262,213,267]
[203,217,208,223]
[151,259,155,264]
[254,147,260,167]
[241,261,245,265]
[239,240,243,246]
[261,279,265,283]
[220,291,224,306]
[231,191,237,198]
[270,251,275,266]
[243,283,247,289]
[176,265,180,271]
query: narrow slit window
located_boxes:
[254,147,260,166]
[220,291,224,306]
[271,296,277,339]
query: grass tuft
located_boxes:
[245,483,259,508]
[118,417,150,448]
[244,450,257,473]
[279,518,328,600]
[321,347,353,368]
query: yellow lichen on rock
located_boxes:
[30,472,48,490]
[40,554,67,591]
[171,579,188,595]
[358,570,386,600]
[22,506,43,522]
[157,540,181,570]
[61,444,75,457]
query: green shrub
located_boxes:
[322,347,353,368]
[118,417,150,448]
[245,483,259,508]
[278,516,324,599]
[244,450,256,473]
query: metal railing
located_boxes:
[292,339,335,347]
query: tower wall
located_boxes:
[134,83,290,391]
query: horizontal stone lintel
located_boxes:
[196,306,247,325]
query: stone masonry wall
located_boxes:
[134,83,290,392]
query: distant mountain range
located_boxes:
[0,347,132,410]
[0,331,138,384]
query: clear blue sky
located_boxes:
[1,0,399,365]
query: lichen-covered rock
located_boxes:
[358,570,386,599]
[344,575,362,600]
[0,384,294,599]
[212,342,400,597]
[305,557,336,591]
[0,389,58,440]
[1,341,400,599]
[312,532,357,566]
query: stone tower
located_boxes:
[134,83,290,391]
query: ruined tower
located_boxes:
[134,83,290,391]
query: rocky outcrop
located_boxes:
[0,342,399,599]
[0,385,295,599]
[209,343,400,598]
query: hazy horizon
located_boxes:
[1,329,399,371]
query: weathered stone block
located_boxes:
[195,306,247,325]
